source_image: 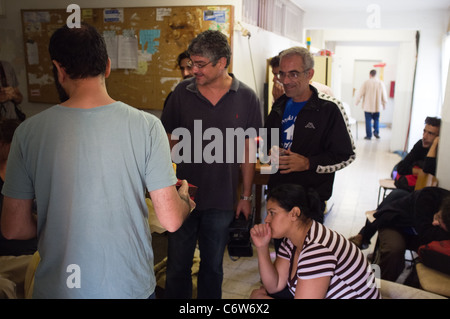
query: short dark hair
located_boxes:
[188,30,231,68]
[49,22,109,79]
[177,50,190,68]
[267,184,322,222]
[370,70,377,77]
[425,116,441,128]
[269,56,280,68]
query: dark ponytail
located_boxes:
[267,184,322,222]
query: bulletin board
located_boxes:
[21,6,234,110]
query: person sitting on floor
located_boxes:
[349,187,450,282]
[250,184,380,299]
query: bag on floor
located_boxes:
[228,213,254,259]
[418,240,450,275]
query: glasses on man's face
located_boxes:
[276,69,309,80]
[187,60,213,69]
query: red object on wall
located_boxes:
[390,81,395,98]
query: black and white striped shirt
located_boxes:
[278,220,380,299]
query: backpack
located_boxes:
[394,174,418,192]
[418,240,450,275]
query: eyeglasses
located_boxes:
[276,69,310,80]
[187,60,214,69]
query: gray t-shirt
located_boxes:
[3,102,176,298]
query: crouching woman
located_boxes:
[250,184,380,299]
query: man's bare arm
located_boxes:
[149,180,194,233]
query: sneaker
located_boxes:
[374,134,380,139]
[364,136,371,140]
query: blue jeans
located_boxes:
[164,208,234,299]
[364,111,380,138]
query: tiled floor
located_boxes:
[222,123,403,299]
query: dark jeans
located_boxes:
[164,208,234,299]
[364,111,380,138]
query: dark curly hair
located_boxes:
[49,22,109,79]
[188,30,231,68]
[266,184,322,222]
[425,116,441,128]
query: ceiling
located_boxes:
[291,0,450,13]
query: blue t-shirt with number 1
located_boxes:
[281,98,307,149]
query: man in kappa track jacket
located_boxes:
[264,47,355,222]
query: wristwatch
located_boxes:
[240,194,253,201]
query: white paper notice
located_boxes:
[118,35,138,69]
[103,31,118,69]
[26,41,39,65]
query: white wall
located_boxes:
[303,8,449,187]
[305,10,447,139]
[0,0,301,119]
[333,43,397,124]
[437,62,450,190]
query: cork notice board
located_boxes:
[21,6,234,110]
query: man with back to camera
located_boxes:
[265,46,355,225]
[161,30,262,299]
[1,23,194,299]
[355,69,387,140]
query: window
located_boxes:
[242,0,304,42]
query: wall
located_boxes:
[0,0,300,119]
[308,29,417,152]
[303,7,450,187]
[437,62,450,190]
[304,9,448,148]
[333,43,397,125]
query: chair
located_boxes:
[342,102,358,139]
[414,170,438,190]
[377,178,396,205]
[377,170,438,206]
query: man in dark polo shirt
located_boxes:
[161,30,262,299]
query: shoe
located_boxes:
[374,134,380,139]
[348,235,363,248]
[348,235,370,250]
[364,136,371,140]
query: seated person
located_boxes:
[0,119,37,298]
[250,184,380,299]
[349,187,450,282]
[394,117,440,191]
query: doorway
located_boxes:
[352,59,382,122]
